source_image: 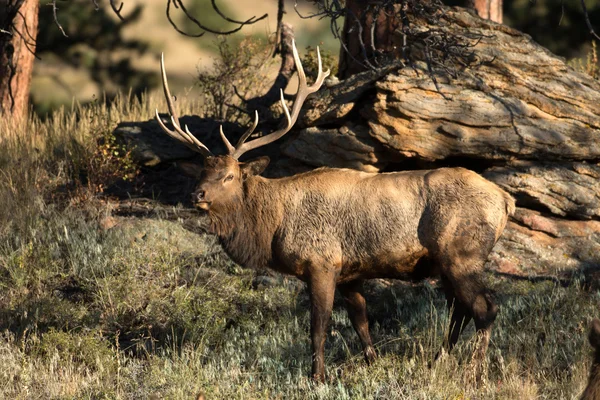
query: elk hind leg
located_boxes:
[338,280,376,364]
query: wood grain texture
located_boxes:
[483,161,600,220]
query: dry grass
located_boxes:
[570,41,599,80]
[0,92,599,399]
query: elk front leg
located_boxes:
[338,280,376,364]
[308,271,336,382]
[440,275,473,355]
[440,265,497,383]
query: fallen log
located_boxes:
[483,161,600,220]
[289,8,600,167]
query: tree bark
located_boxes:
[0,0,38,123]
[338,0,401,79]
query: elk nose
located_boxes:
[195,190,205,202]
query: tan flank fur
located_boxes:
[582,319,600,400]
[156,41,515,382]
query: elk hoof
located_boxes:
[364,346,377,365]
[312,372,326,383]
[430,348,447,368]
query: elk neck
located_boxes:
[583,355,600,400]
[207,176,281,270]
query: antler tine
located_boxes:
[156,53,214,158]
[279,89,292,128]
[231,40,330,160]
[235,110,259,149]
[219,125,235,154]
[219,110,259,157]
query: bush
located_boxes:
[195,36,274,123]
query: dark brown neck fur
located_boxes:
[582,351,600,400]
[207,177,280,270]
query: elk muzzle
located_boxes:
[193,189,211,211]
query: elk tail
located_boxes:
[503,191,516,217]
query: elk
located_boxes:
[582,319,600,400]
[155,41,515,382]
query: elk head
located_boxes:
[155,41,330,212]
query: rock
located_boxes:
[486,208,600,276]
[252,275,281,290]
[483,161,600,220]
[98,215,118,231]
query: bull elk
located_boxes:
[155,41,515,382]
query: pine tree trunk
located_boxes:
[0,0,39,123]
[471,0,503,23]
[338,0,400,79]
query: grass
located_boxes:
[570,41,599,80]
[0,93,599,399]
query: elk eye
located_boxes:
[224,174,234,182]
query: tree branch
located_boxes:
[167,0,267,37]
[110,0,125,21]
[238,22,297,116]
[579,0,600,41]
[51,0,68,37]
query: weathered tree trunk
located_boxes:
[483,162,600,220]
[0,0,38,123]
[337,0,503,80]
[289,8,600,170]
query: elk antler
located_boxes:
[224,40,330,160]
[157,41,329,160]
[155,53,214,158]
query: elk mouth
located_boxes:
[195,201,212,211]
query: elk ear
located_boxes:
[177,161,204,178]
[240,156,270,180]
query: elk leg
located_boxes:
[442,276,472,354]
[441,271,497,366]
[471,290,497,364]
[308,272,337,383]
[338,280,376,364]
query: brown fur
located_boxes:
[582,319,600,400]
[182,155,515,381]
